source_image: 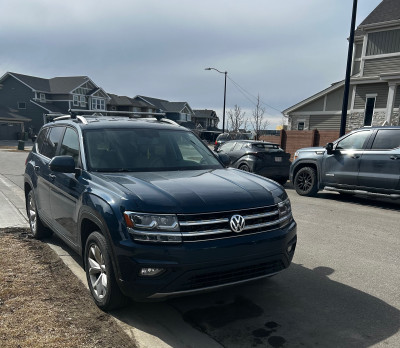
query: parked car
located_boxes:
[214,132,251,151]
[24,116,297,310]
[290,126,400,198]
[216,140,291,185]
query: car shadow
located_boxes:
[112,263,400,348]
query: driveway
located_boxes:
[1,148,399,347]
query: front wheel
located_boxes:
[85,232,129,310]
[294,167,318,197]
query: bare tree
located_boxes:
[251,95,270,140]
[227,105,247,133]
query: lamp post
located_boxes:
[205,67,227,133]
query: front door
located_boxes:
[321,130,372,187]
[50,127,84,245]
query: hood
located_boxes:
[298,146,326,152]
[99,169,285,214]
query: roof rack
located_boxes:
[68,109,166,120]
[52,114,88,124]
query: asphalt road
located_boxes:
[1,148,399,347]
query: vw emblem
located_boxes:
[230,214,245,233]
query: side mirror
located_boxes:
[49,156,76,173]
[325,142,334,154]
[31,135,38,142]
[218,153,231,166]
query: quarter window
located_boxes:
[40,127,64,159]
[336,131,371,150]
[371,130,400,150]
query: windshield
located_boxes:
[84,128,222,172]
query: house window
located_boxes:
[73,95,79,106]
[40,93,46,102]
[297,122,305,130]
[111,106,117,111]
[18,102,26,109]
[80,96,86,107]
[91,98,105,110]
[364,97,376,126]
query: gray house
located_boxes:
[284,0,400,131]
[133,96,195,123]
[0,72,110,139]
[192,109,219,129]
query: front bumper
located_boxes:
[114,220,297,300]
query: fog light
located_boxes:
[139,268,165,277]
[287,243,295,254]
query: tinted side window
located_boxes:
[41,127,64,159]
[35,128,48,154]
[59,128,80,166]
[219,142,236,152]
[371,130,400,150]
[336,131,371,150]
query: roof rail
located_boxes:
[52,115,71,122]
[68,108,166,120]
[160,118,179,126]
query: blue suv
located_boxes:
[24,116,297,310]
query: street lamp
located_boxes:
[205,67,227,133]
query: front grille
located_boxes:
[179,260,284,291]
[177,205,284,241]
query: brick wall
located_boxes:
[261,130,343,160]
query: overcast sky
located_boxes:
[0,0,381,128]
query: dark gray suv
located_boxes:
[290,127,400,199]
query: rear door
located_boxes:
[35,126,65,224]
[358,129,400,191]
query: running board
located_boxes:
[324,186,400,200]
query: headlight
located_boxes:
[278,198,292,227]
[124,212,182,243]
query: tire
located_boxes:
[294,167,318,197]
[85,231,129,310]
[26,190,52,239]
[239,163,251,172]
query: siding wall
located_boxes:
[363,56,400,76]
[326,87,349,111]
[0,75,44,134]
[366,29,400,56]
[309,114,341,130]
[296,96,325,112]
[354,83,388,109]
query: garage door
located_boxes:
[0,123,22,140]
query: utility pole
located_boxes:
[340,0,358,137]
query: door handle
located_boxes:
[390,155,400,160]
[350,154,360,159]
[34,165,40,172]
[49,174,56,180]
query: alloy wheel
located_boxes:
[88,244,108,300]
[296,172,312,192]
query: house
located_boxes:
[133,96,195,123]
[0,72,110,139]
[192,109,219,129]
[284,0,400,131]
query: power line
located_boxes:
[227,76,285,115]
